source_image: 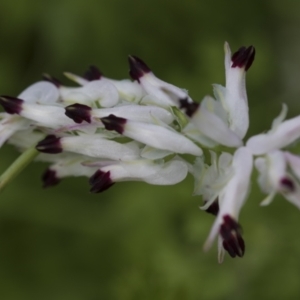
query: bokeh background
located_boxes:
[0,0,300,299]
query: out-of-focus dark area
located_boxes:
[0,0,300,299]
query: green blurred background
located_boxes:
[0,0,300,299]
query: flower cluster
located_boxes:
[1,42,300,262]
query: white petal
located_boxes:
[61,135,140,160]
[260,192,276,206]
[192,97,242,147]
[51,160,96,178]
[246,115,300,155]
[140,72,191,106]
[64,72,88,86]
[218,236,226,264]
[21,104,74,128]
[271,103,288,131]
[182,123,219,148]
[108,79,145,102]
[284,152,300,179]
[18,81,59,104]
[60,80,119,107]
[140,145,172,159]
[92,105,174,124]
[124,121,202,156]
[0,116,30,147]
[223,42,249,138]
[204,147,253,251]
[101,159,188,185]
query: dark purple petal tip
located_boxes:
[204,199,219,216]
[36,135,62,154]
[89,170,115,193]
[101,114,126,134]
[179,98,199,117]
[42,168,60,188]
[128,55,151,82]
[280,177,295,192]
[220,215,245,258]
[42,74,62,87]
[84,65,103,81]
[231,46,255,71]
[0,96,23,114]
[65,103,92,124]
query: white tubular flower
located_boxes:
[217,42,255,139]
[0,81,60,147]
[64,65,146,102]
[87,158,188,193]
[0,97,74,129]
[246,104,300,155]
[255,150,300,209]
[128,55,199,113]
[64,103,174,125]
[100,114,202,156]
[190,42,255,146]
[36,134,141,161]
[203,147,253,262]
[59,80,119,107]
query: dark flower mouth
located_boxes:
[101,114,127,134]
[89,170,115,193]
[220,215,245,258]
[0,96,23,114]
[36,135,62,154]
[84,65,103,81]
[65,103,92,124]
[231,45,255,71]
[204,199,219,216]
[128,55,151,82]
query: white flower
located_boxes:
[87,158,189,193]
[246,104,300,155]
[190,42,255,146]
[255,150,300,209]
[203,147,253,263]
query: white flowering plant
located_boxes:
[0,42,298,263]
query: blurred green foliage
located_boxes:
[1,0,300,299]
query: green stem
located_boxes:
[0,146,39,192]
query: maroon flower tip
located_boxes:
[101,114,126,134]
[128,55,151,82]
[42,74,62,87]
[179,98,199,117]
[65,103,92,124]
[220,215,245,258]
[89,170,115,193]
[36,135,62,154]
[204,200,219,216]
[280,177,295,192]
[231,45,255,71]
[84,65,103,81]
[0,96,23,114]
[42,168,60,188]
